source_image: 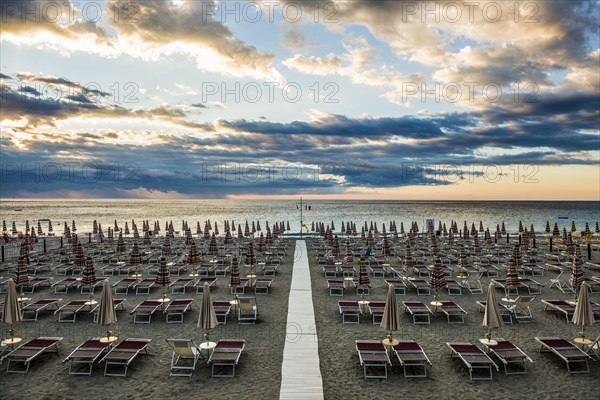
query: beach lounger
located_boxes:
[476,301,513,324]
[54,299,91,322]
[535,337,591,374]
[484,339,533,375]
[327,279,344,296]
[369,264,385,278]
[521,263,545,276]
[585,335,600,359]
[4,336,63,374]
[195,263,214,277]
[237,296,257,324]
[164,299,193,323]
[169,278,194,294]
[63,337,112,375]
[168,263,187,276]
[254,278,272,295]
[385,278,407,295]
[230,278,249,294]
[367,301,386,324]
[476,263,500,277]
[80,278,105,295]
[549,271,574,293]
[213,300,232,324]
[166,338,203,377]
[101,263,122,276]
[493,278,543,296]
[542,300,575,322]
[407,278,431,295]
[508,296,535,322]
[28,263,52,275]
[338,301,361,324]
[21,298,62,321]
[403,301,433,325]
[261,264,277,276]
[207,339,246,378]
[113,278,139,295]
[195,277,218,293]
[439,301,468,324]
[351,279,371,295]
[412,264,430,277]
[447,342,499,381]
[355,340,391,379]
[323,264,337,278]
[445,279,463,295]
[464,272,484,294]
[52,277,79,294]
[545,261,571,273]
[102,338,152,377]
[21,277,52,294]
[391,341,432,378]
[341,264,355,277]
[211,263,228,277]
[135,278,156,295]
[54,263,79,276]
[131,300,163,324]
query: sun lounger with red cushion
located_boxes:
[402,301,433,325]
[355,340,391,379]
[338,301,361,324]
[213,300,232,324]
[54,299,90,323]
[164,299,193,323]
[101,338,152,377]
[194,277,218,293]
[541,300,576,322]
[484,338,532,375]
[207,339,246,377]
[439,301,468,324]
[21,299,62,321]
[169,278,194,294]
[131,300,163,324]
[63,337,112,375]
[447,342,499,380]
[21,277,52,294]
[392,341,432,378]
[5,336,63,374]
[535,337,591,374]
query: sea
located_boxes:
[1,199,599,235]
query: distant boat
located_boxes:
[558,216,568,219]
[14,209,22,211]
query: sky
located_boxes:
[0,0,599,200]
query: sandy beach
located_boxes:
[1,234,600,400]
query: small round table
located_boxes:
[358,300,370,313]
[84,300,98,306]
[382,338,399,348]
[479,338,498,347]
[99,336,118,344]
[200,341,216,357]
[2,337,22,346]
[573,337,592,348]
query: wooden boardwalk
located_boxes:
[279,240,324,399]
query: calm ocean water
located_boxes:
[1,200,599,235]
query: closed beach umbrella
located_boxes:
[162,235,172,255]
[116,231,126,254]
[197,282,218,342]
[14,255,30,291]
[208,233,218,255]
[188,240,200,264]
[81,256,97,296]
[230,256,241,287]
[504,253,520,300]
[358,257,370,287]
[37,221,42,236]
[155,256,170,300]
[571,245,585,294]
[97,280,117,342]
[2,279,22,341]
[129,242,142,276]
[429,254,446,302]
[545,221,550,235]
[482,282,503,343]
[2,220,6,232]
[380,284,401,343]
[552,223,560,236]
[572,281,595,342]
[11,221,17,235]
